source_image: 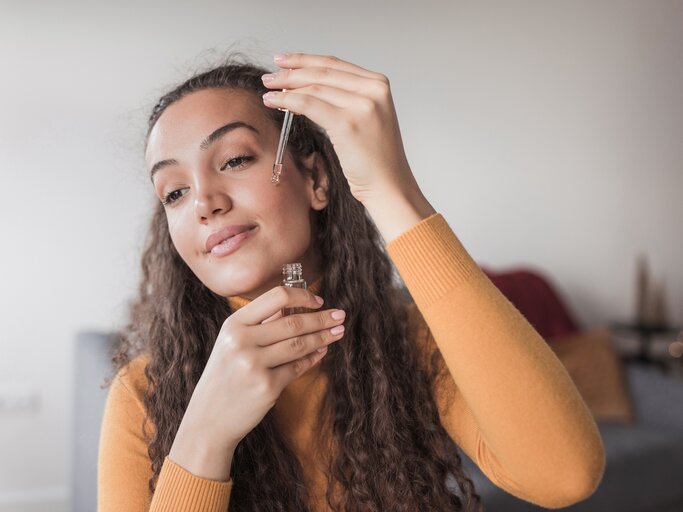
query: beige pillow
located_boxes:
[549,327,636,424]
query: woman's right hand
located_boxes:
[178,285,346,452]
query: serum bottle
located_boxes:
[281,263,311,317]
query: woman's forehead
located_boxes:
[145,88,272,163]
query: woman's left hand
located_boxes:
[261,53,418,205]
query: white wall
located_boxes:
[1,0,682,509]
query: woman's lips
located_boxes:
[205,224,256,252]
[209,226,257,257]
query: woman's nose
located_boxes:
[193,175,232,221]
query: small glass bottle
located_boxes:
[281,263,310,317]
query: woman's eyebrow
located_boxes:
[150,121,260,182]
[199,121,260,150]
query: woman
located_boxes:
[98,52,606,511]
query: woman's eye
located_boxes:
[160,155,255,207]
[161,188,188,206]
[220,154,255,171]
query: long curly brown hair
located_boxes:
[109,53,484,511]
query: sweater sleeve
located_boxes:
[97,360,233,511]
[385,212,606,510]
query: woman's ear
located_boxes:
[302,152,330,211]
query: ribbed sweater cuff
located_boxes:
[385,212,480,306]
[151,456,232,511]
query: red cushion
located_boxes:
[479,265,580,341]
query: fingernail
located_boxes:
[262,91,279,102]
[317,345,328,353]
[315,295,325,305]
[330,325,345,335]
[274,53,289,62]
[331,309,346,320]
[261,73,276,83]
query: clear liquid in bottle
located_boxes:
[281,263,310,317]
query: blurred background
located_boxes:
[1,1,682,511]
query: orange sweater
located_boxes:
[98,212,605,511]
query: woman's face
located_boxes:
[145,87,329,300]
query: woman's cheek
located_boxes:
[165,216,190,260]
[166,213,181,234]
